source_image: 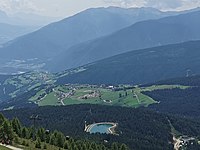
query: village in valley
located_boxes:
[29,83,151,107]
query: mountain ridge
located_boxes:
[49,10,200,72]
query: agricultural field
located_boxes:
[0,72,55,102]
[30,84,189,107]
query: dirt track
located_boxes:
[0,143,23,150]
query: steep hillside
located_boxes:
[50,11,200,72]
[57,40,200,85]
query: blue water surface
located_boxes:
[90,124,113,134]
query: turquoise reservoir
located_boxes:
[90,124,113,134]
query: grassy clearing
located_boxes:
[29,89,46,101]
[0,145,11,150]
[13,138,65,150]
[141,85,189,91]
[168,119,182,138]
[28,83,41,91]
[3,106,14,111]
[55,85,70,93]
[38,92,59,106]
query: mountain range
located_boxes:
[0,7,193,74]
[0,9,58,45]
[0,7,175,59]
[49,10,200,72]
[1,7,200,75]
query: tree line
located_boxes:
[144,87,200,119]
[141,75,200,87]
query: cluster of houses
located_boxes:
[179,136,196,149]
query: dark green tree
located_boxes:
[37,128,46,142]
[35,137,42,149]
[11,118,22,137]
[0,113,5,126]
[111,142,119,150]
[119,93,122,98]
[0,120,14,144]
[63,141,69,149]
[43,143,47,149]
[49,133,56,145]
[56,132,65,148]
[120,144,128,150]
[21,127,28,139]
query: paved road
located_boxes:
[60,98,65,106]
[0,143,23,150]
[134,92,140,103]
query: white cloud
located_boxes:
[176,0,200,11]
[145,0,182,10]
[103,0,200,11]
[103,0,146,7]
[0,0,200,17]
[0,0,106,17]
[0,0,43,15]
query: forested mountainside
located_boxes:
[144,87,200,119]
[57,40,200,85]
[139,75,200,119]
[142,75,200,87]
[2,104,200,150]
[50,11,200,72]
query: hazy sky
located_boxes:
[0,0,200,18]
